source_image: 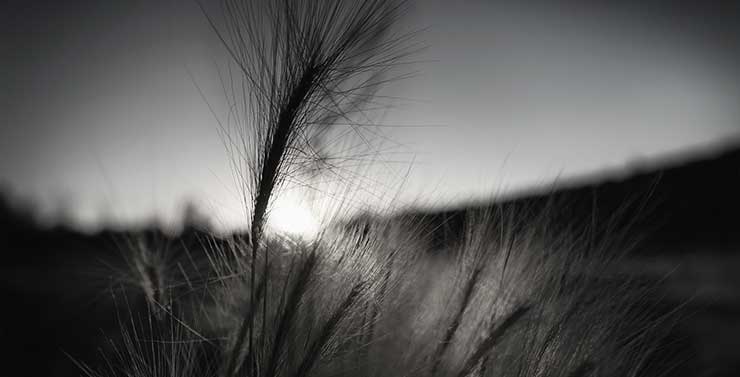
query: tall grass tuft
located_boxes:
[79,1,682,377]
[197,2,419,373]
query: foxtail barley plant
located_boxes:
[79,1,680,377]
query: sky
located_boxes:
[2,0,740,232]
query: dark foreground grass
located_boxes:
[72,0,681,376]
[79,204,677,377]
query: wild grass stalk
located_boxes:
[263,250,319,377]
[294,281,367,377]
[80,1,683,376]
[456,304,531,377]
[197,1,418,374]
[429,260,485,375]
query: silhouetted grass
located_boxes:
[75,1,680,377]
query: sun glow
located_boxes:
[266,194,322,240]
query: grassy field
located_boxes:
[0,202,682,377]
[2,0,726,376]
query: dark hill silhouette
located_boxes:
[401,142,740,257]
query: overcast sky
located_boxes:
[2,0,740,231]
